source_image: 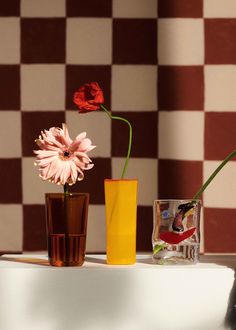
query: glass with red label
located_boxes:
[152,199,201,265]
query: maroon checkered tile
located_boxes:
[70,157,111,204]
[0,0,20,16]
[0,159,22,203]
[67,0,112,17]
[158,0,203,18]
[23,205,47,251]
[21,18,66,63]
[113,19,157,64]
[205,112,236,161]
[158,66,204,110]
[136,206,153,252]
[112,111,157,158]
[158,159,203,199]
[22,111,65,157]
[66,65,111,110]
[204,208,236,253]
[0,65,20,110]
[205,19,236,64]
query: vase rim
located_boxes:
[154,199,201,202]
[104,178,138,182]
[45,192,89,197]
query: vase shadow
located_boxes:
[136,256,155,265]
[85,255,107,265]
[0,255,50,267]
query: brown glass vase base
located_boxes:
[45,193,89,267]
[48,233,86,267]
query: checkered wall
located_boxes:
[0,0,235,254]
[158,0,236,254]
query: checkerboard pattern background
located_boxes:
[0,0,235,254]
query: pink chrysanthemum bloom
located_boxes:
[34,123,95,185]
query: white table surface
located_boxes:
[0,254,235,330]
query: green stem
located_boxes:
[192,149,236,201]
[100,104,132,179]
[63,183,69,264]
[64,183,69,196]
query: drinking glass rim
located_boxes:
[154,199,201,203]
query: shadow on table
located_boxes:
[136,256,155,265]
[0,256,50,266]
[85,255,107,264]
[200,255,236,330]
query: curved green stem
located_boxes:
[192,149,236,201]
[100,104,132,179]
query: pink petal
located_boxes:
[69,161,78,184]
[84,163,94,170]
[47,159,60,179]
[34,150,58,159]
[54,161,64,184]
[37,156,58,167]
[79,138,93,151]
[75,132,87,141]
[85,145,96,152]
[73,157,86,170]
[74,151,91,160]
[60,161,71,185]
[62,123,72,147]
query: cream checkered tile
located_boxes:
[21,0,66,17]
[112,65,157,111]
[158,18,204,65]
[0,112,21,158]
[204,160,236,208]
[66,18,112,64]
[86,205,106,253]
[0,205,23,251]
[0,18,20,64]
[21,64,65,111]
[113,0,157,18]
[204,0,236,18]
[205,65,236,111]
[159,111,204,160]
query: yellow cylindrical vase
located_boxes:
[104,179,138,265]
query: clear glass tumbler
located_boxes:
[152,199,201,265]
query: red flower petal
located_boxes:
[73,82,104,112]
[160,227,196,244]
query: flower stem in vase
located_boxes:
[64,183,70,264]
[100,104,132,179]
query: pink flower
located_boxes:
[34,123,95,185]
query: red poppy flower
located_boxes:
[73,82,104,112]
[160,227,196,244]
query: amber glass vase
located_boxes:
[45,193,89,267]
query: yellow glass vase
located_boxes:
[104,179,138,265]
